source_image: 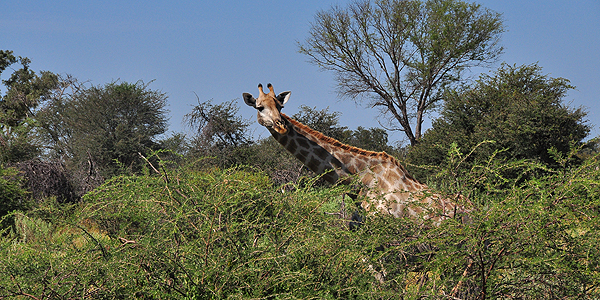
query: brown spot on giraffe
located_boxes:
[243,83,471,225]
[385,169,401,185]
[361,173,374,186]
[297,137,310,149]
[377,178,390,191]
[278,134,288,146]
[347,163,358,174]
[354,158,367,172]
[307,156,321,173]
[314,147,329,160]
[287,139,298,154]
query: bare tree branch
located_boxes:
[299,0,504,145]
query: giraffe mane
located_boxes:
[281,113,419,183]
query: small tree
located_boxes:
[39,80,169,178]
[299,0,504,145]
[184,99,254,168]
[0,50,60,163]
[348,126,394,153]
[292,105,351,142]
[408,63,590,180]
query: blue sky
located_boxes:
[2,0,599,145]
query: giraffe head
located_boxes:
[243,83,291,135]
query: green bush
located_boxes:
[1,148,598,299]
[0,165,380,298]
[0,165,28,218]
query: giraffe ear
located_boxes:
[242,93,256,108]
[276,91,291,106]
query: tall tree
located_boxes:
[299,0,504,145]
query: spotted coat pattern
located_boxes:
[243,84,469,225]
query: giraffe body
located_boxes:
[243,84,468,224]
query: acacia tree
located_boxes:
[185,99,253,150]
[184,99,255,168]
[38,81,169,178]
[407,63,590,180]
[299,0,504,145]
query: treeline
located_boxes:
[1,50,170,215]
[1,49,405,212]
[1,49,599,214]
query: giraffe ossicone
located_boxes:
[243,83,470,225]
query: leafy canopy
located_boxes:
[408,63,590,180]
[0,50,60,163]
[38,80,169,177]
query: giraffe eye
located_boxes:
[258,106,265,112]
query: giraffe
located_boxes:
[242,83,469,225]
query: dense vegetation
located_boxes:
[407,63,591,182]
[1,0,600,297]
[1,146,599,299]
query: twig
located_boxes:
[451,258,474,297]
[118,237,137,248]
[9,274,41,300]
[138,152,171,184]
[138,152,159,174]
[65,221,110,260]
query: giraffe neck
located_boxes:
[268,114,348,183]
[269,114,422,190]
[269,114,469,224]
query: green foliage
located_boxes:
[299,0,504,145]
[0,163,378,298]
[0,117,39,163]
[452,145,600,298]
[292,105,351,142]
[0,164,28,218]
[292,105,397,154]
[38,80,169,178]
[348,126,395,153]
[1,145,599,298]
[408,63,590,181]
[0,50,60,163]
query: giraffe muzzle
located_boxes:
[273,120,288,135]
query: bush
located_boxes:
[1,148,598,299]
[0,164,28,218]
[0,164,381,298]
[13,160,78,203]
